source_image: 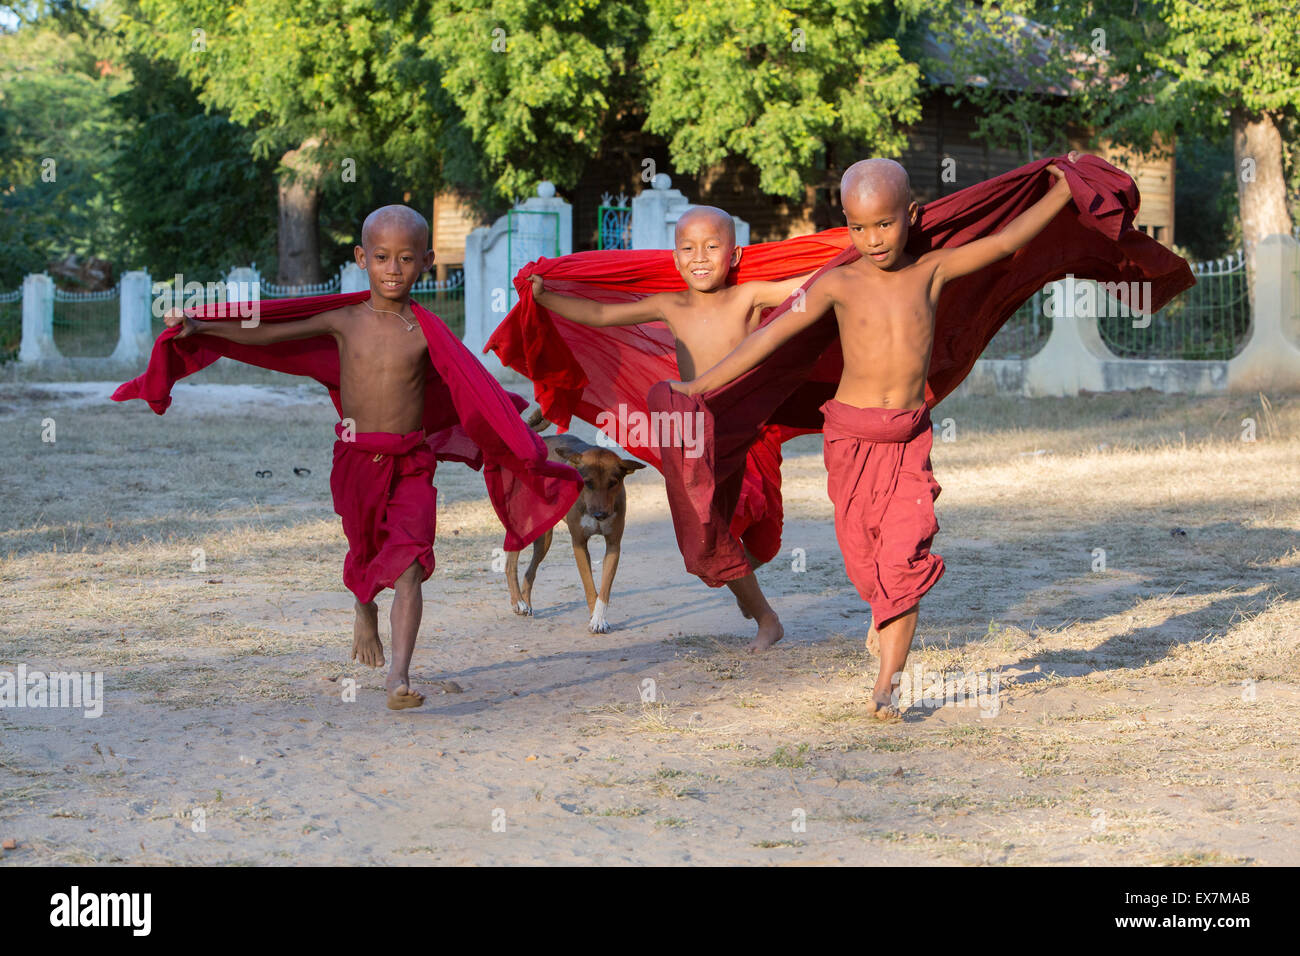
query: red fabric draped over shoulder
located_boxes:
[113,291,581,552]
[488,154,1195,583]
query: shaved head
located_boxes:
[361,204,429,249]
[674,205,736,246]
[840,159,911,210]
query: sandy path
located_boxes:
[0,380,1296,865]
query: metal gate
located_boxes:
[597,192,632,250]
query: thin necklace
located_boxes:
[365,298,416,332]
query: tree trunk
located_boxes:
[277,137,324,285]
[1232,109,1293,297]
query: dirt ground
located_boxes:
[0,373,1296,865]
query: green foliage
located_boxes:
[1078,1,1299,239]
[0,19,130,287]
[643,0,925,197]
[425,0,644,203]
[108,51,278,279]
[1173,132,1239,260]
[124,0,447,185]
[119,0,451,279]
[1143,0,1300,125]
[924,0,1097,161]
[937,1,1300,165]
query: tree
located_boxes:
[932,0,1298,274]
[122,0,447,283]
[642,0,926,198]
[923,0,1096,163]
[1136,0,1298,269]
[423,0,644,204]
[109,49,278,279]
[0,13,130,287]
[1173,131,1240,261]
[425,0,928,205]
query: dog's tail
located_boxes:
[526,408,552,433]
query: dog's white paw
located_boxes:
[588,598,610,634]
[515,600,532,616]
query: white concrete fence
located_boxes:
[462,177,750,354]
[8,178,1298,396]
[957,234,1300,397]
[10,263,463,365]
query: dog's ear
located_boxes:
[619,459,647,475]
[555,447,586,468]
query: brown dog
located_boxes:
[506,423,645,633]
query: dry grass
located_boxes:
[0,382,1296,865]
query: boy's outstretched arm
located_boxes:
[165,308,336,344]
[530,274,665,327]
[933,164,1075,285]
[672,278,837,396]
[747,271,817,310]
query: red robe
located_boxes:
[821,402,944,624]
[330,424,440,604]
[489,154,1194,585]
[113,292,581,555]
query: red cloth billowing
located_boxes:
[486,234,848,584]
[331,426,439,604]
[486,230,856,446]
[729,425,784,565]
[647,154,1195,570]
[821,401,944,624]
[113,292,581,553]
[489,154,1194,586]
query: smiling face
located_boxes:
[355,205,434,302]
[840,159,918,271]
[673,207,739,292]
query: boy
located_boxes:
[166,205,462,710]
[529,206,810,651]
[673,159,1075,716]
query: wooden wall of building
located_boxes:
[433,91,1176,257]
[430,191,486,270]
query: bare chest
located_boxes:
[338,321,429,382]
[669,311,750,373]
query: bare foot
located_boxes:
[351,600,384,667]
[747,612,784,653]
[868,694,902,722]
[866,624,880,657]
[386,683,425,711]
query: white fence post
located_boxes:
[1228,233,1300,393]
[1022,279,1108,396]
[19,273,59,362]
[630,173,750,250]
[111,270,153,362]
[339,262,368,293]
[226,266,261,304]
[465,181,572,358]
